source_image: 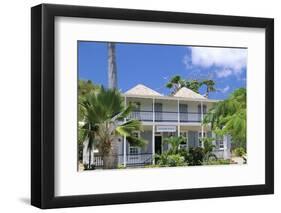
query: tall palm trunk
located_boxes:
[106,43,119,168]
[88,148,92,169]
[108,43,118,89]
[205,87,209,98]
[103,138,119,169]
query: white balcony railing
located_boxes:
[128,111,204,122]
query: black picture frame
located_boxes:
[31,3,274,209]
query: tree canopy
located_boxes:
[203,88,246,150]
[165,75,216,97]
[79,85,147,168]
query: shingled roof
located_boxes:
[173,87,206,99]
[124,84,163,96]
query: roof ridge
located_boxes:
[124,84,163,96]
[173,87,207,99]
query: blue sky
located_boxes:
[78,41,247,100]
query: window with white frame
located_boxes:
[129,132,140,155]
[216,135,224,150]
[198,132,206,147]
[129,146,139,155]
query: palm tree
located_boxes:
[166,75,210,95]
[199,137,217,162]
[107,42,120,168]
[108,43,118,89]
[203,88,246,150]
[185,79,202,93]
[201,80,216,98]
[78,80,100,121]
[164,136,186,154]
[79,87,146,169]
[166,75,187,95]
[78,80,100,169]
[79,120,98,169]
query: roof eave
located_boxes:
[122,94,219,103]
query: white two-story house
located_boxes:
[83,84,232,168]
[118,84,231,167]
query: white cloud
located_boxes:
[185,47,247,77]
[182,54,192,69]
[221,85,230,93]
[216,68,232,78]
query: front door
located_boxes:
[155,136,162,154]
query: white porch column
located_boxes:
[152,98,155,164]
[123,136,126,167]
[152,125,155,164]
[123,96,127,167]
[177,99,180,137]
[152,98,155,122]
[223,135,228,159]
[200,101,204,148]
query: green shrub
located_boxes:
[187,147,204,165]
[164,136,186,154]
[117,164,126,169]
[234,147,246,157]
[178,149,189,162]
[203,159,231,165]
[155,153,187,167]
[144,164,161,168]
[198,137,218,162]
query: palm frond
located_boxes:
[115,119,143,136]
[126,136,147,147]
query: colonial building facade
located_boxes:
[83,84,231,168]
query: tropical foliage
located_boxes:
[155,136,226,167]
[165,75,216,97]
[203,159,232,165]
[201,79,216,98]
[78,80,100,120]
[79,85,146,169]
[233,147,246,157]
[78,80,100,168]
[203,88,247,150]
[186,147,205,165]
[163,136,186,154]
[155,153,187,167]
[200,137,217,162]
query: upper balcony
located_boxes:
[123,84,218,124]
[128,111,206,123]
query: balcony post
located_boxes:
[177,99,180,137]
[123,96,127,167]
[200,101,204,148]
[152,98,155,122]
[152,125,155,164]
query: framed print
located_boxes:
[31,3,274,209]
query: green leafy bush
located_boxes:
[117,164,126,169]
[200,137,217,162]
[155,153,187,167]
[234,147,246,157]
[187,147,204,165]
[203,159,232,165]
[144,164,161,168]
[178,149,189,162]
[164,136,186,154]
